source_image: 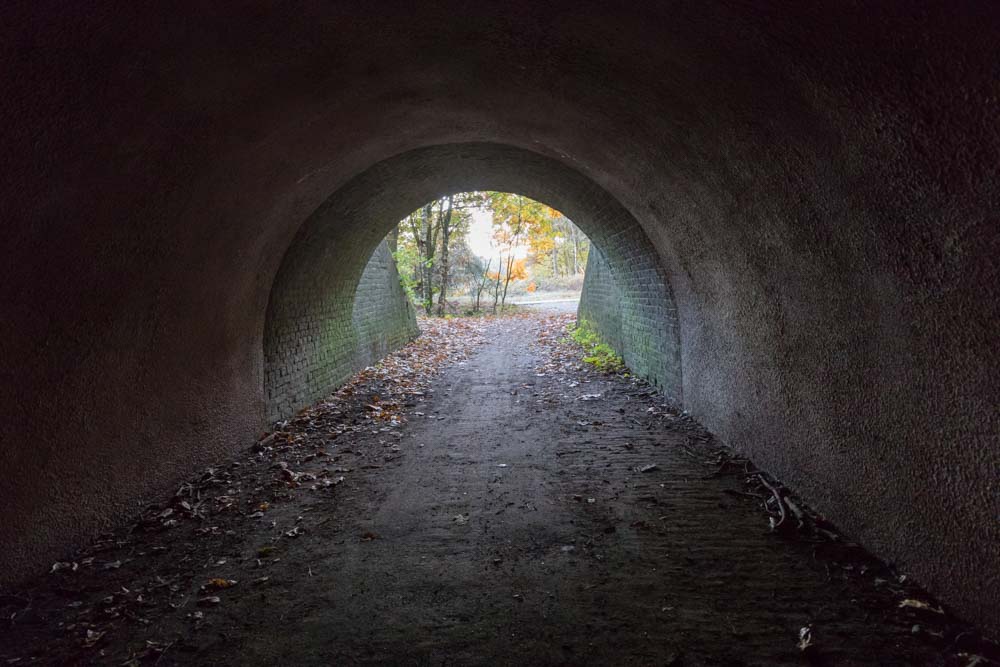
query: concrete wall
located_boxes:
[264,239,418,423]
[1,2,997,634]
[578,245,679,399]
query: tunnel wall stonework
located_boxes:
[578,247,624,353]
[1,3,998,635]
[257,143,685,426]
[578,245,680,397]
[265,240,418,423]
[578,243,681,399]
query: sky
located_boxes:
[466,206,528,261]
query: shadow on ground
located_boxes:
[0,314,993,666]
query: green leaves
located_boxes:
[570,319,626,374]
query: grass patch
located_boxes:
[567,319,626,374]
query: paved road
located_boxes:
[509,298,579,314]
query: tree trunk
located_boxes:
[500,253,515,311]
[435,196,453,316]
[475,258,491,312]
[492,252,503,314]
[499,200,524,312]
[571,225,580,274]
[409,213,426,302]
[422,202,436,314]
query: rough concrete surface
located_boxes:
[0,1,997,636]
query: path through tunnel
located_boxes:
[262,144,681,424]
[1,2,998,660]
[13,308,994,664]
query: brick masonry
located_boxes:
[264,142,684,423]
[578,244,680,403]
[263,239,418,423]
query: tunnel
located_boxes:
[263,144,679,422]
[1,0,998,646]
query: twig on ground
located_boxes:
[784,495,807,530]
[755,474,787,531]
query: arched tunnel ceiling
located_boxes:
[263,143,680,420]
[1,1,997,633]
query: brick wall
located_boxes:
[577,245,623,351]
[261,143,683,422]
[263,239,417,423]
[579,243,680,402]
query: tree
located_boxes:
[390,193,477,316]
[388,191,587,316]
[522,208,589,280]
[433,192,479,315]
[488,192,550,311]
[435,195,454,316]
[421,201,438,314]
[490,264,502,314]
[399,203,437,313]
[473,258,492,313]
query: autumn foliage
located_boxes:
[389,191,589,316]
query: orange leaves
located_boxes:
[202,578,238,591]
[508,259,528,281]
[486,261,525,284]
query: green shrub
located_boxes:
[569,320,626,373]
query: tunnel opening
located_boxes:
[262,144,682,426]
[387,191,593,319]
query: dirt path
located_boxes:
[1,316,989,666]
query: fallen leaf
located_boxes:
[82,629,105,647]
[797,626,813,651]
[899,599,944,614]
[202,578,237,591]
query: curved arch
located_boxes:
[263,143,681,421]
[1,2,997,632]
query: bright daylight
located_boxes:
[388,192,590,316]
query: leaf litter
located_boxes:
[0,312,996,665]
[0,316,492,666]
